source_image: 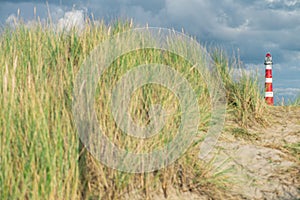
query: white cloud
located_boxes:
[284,0,299,6]
[5,14,18,26]
[274,87,300,96]
[4,5,86,34]
[57,9,85,33]
[5,10,41,28]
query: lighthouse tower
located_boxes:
[264,52,274,105]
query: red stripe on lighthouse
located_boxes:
[265,69,272,78]
[265,83,273,92]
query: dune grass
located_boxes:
[0,19,268,200]
[211,49,269,127]
[294,95,300,106]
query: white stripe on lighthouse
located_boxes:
[265,78,273,83]
[265,65,272,70]
[265,92,274,97]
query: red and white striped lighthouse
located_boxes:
[264,52,274,105]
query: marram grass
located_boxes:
[0,20,267,200]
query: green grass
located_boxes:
[0,19,268,200]
[294,95,300,106]
[284,142,300,161]
[226,127,259,141]
[211,49,268,127]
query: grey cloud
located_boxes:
[0,0,75,5]
[126,0,166,13]
[2,2,79,23]
[163,0,299,66]
[265,0,300,10]
[0,0,299,94]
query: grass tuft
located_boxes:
[0,18,268,200]
[211,49,269,127]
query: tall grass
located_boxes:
[294,94,300,106]
[0,24,84,199]
[211,49,268,127]
[0,19,267,200]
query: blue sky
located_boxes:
[1,0,300,102]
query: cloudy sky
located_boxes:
[1,0,300,102]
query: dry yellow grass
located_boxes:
[0,19,273,200]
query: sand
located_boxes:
[125,106,300,199]
[203,106,300,199]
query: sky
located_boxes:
[0,0,300,103]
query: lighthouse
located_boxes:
[264,52,274,105]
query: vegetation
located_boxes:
[211,49,268,127]
[294,95,300,106]
[284,142,300,161]
[0,19,268,200]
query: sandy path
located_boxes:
[209,106,300,199]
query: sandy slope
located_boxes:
[207,106,300,199]
[126,106,300,200]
